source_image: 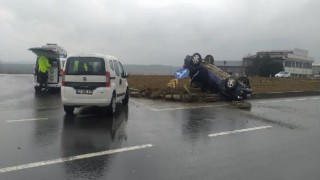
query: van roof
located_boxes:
[67,53,118,60]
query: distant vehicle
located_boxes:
[275,71,291,78]
[313,74,320,79]
[61,53,129,115]
[29,44,67,92]
[183,53,252,100]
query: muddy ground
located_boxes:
[128,75,320,97]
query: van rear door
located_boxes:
[64,57,106,98]
[29,47,59,59]
[29,47,60,84]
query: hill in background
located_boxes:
[123,64,180,75]
[0,62,180,75]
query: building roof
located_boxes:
[243,48,314,62]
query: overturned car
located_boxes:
[183,53,252,100]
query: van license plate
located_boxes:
[76,89,93,95]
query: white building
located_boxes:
[243,48,314,78]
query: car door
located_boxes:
[118,61,128,96]
[112,60,125,99]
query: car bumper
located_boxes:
[34,83,61,88]
[62,98,111,107]
[61,86,113,107]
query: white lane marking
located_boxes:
[153,104,227,112]
[131,99,228,112]
[0,144,153,174]
[208,126,272,137]
[6,118,49,123]
[255,97,320,104]
[131,100,158,111]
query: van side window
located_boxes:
[113,60,120,76]
[118,62,124,77]
[109,60,114,71]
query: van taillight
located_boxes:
[59,69,63,76]
[106,71,111,87]
[61,71,65,86]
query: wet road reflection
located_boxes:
[61,105,128,179]
[180,106,262,146]
[2,75,320,179]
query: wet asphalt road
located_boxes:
[1,74,320,180]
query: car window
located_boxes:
[65,57,105,75]
[109,60,114,72]
[113,60,120,76]
[118,61,124,77]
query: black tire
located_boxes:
[191,53,202,67]
[204,55,214,64]
[238,76,250,86]
[107,93,116,115]
[122,89,129,105]
[64,105,75,114]
[225,77,238,90]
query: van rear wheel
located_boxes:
[107,93,116,115]
[64,105,75,114]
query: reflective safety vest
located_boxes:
[38,55,51,73]
[73,61,79,71]
[73,61,88,72]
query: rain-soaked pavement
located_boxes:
[1,74,320,180]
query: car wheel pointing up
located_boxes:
[191,53,202,67]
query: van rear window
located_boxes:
[65,57,105,75]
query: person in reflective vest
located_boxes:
[38,54,51,91]
[73,61,88,72]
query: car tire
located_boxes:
[122,89,129,105]
[64,105,75,114]
[191,53,202,67]
[225,77,238,90]
[238,76,250,86]
[204,55,214,64]
[107,93,116,115]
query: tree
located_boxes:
[268,61,284,77]
[246,54,283,77]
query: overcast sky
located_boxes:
[1,0,319,65]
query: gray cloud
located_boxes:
[0,0,319,65]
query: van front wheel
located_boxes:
[64,105,75,114]
[122,89,129,105]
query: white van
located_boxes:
[29,44,67,92]
[61,54,129,115]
